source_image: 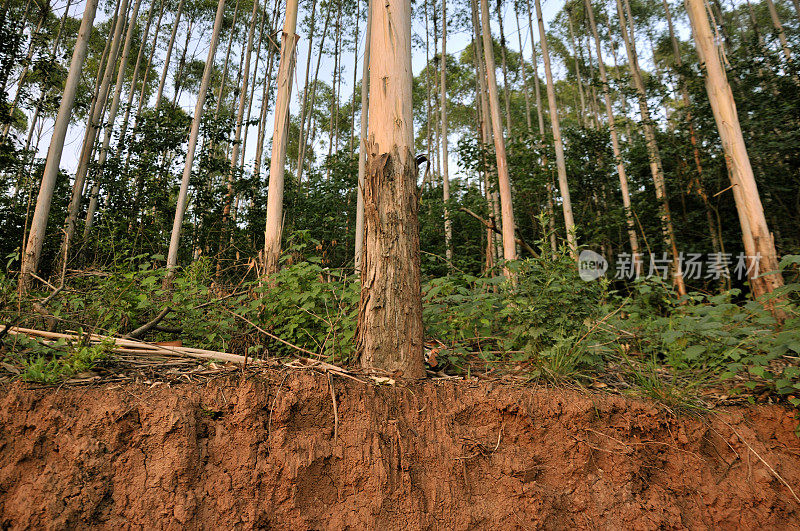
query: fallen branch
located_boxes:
[459,207,539,258]
[128,306,172,339]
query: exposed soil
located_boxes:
[0,370,799,529]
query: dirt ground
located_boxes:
[0,370,798,529]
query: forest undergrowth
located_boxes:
[2,234,799,414]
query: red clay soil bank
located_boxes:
[0,372,799,529]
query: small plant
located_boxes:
[9,334,115,384]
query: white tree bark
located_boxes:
[154,0,185,109]
[20,0,100,290]
[532,0,576,255]
[263,0,300,275]
[685,0,785,302]
[354,0,372,275]
[441,0,452,265]
[165,0,227,276]
[585,0,640,273]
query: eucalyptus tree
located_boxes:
[441,0,452,265]
[263,0,299,275]
[356,0,424,378]
[584,0,640,272]
[685,0,785,305]
[616,0,685,295]
[60,0,128,263]
[354,0,372,275]
[165,0,228,277]
[20,0,100,290]
[154,0,185,108]
[531,0,576,255]
[480,0,516,270]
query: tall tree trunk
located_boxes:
[685,0,785,304]
[765,0,793,62]
[253,4,281,181]
[117,0,157,151]
[480,0,517,268]
[2,0,49,140]
[471,0,497,268]
[13,0,73,198]
[84,0,144,240]
[514,1,532,131]
[60,0,127,262]
[296,0,333,185]
[241,4,269,167]
[262,0,299,275]
[214,0,241,118]
[349,8,359,153]
[220,0,259,258]
[165,0,227,278]
[354,0,372,275]
[356,0,424,378]
[19,0,100,291]
[566,6,588,128]
[441,0,452,266]
[496,0,512,136]
[295,0,317,170]
[171,17,193,105]
[618,0,685,295]
[531,0,576,255]
[155,0,185,109]
[585,0,640,273]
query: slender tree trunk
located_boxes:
[165,0,227,278]
[349,8,359,153]
[263,0,299,275]
[253,3,281,181]
[532,0,576,255]
[12,0,73,197]
[214,0,241,118]
[480,0,516,268]
[441,0,452,266]
[586,0,640,273]
[765,0,794,62]
[325,0,343,177]
[617,0,685,295]
[84,0,144,240]
[473,0,497,266]
[525,0,556,255]
[171,17,193,105]
[296,0,333,185]
[496,0,512,136]
[685,0,785,304]
[155,0,185,109]
[566,7,588,128]
[356,0,424,378]
[241,4,268,167]
[60,0,127,261]
[2,0,49,140]
[221,0,259,256]
[295,0,317,169]
[19,0,99,291]
[117,0,156,151]
[355,0,372,275]
[514,1,532,131]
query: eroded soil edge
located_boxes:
[1,372,798,528]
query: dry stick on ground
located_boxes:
[9,326,366,382]
[127,306,172,339]
[459,207,539,258]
